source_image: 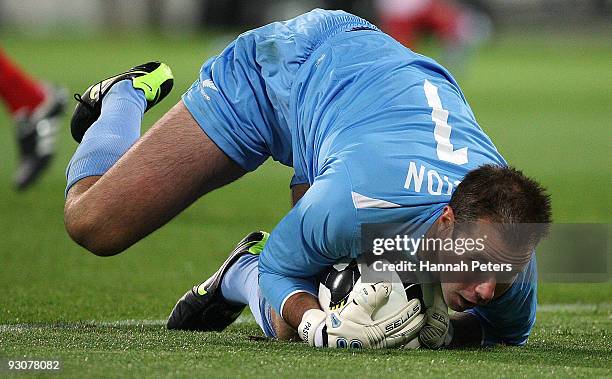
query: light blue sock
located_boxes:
[220,254,276,337]
[65,80,146,196]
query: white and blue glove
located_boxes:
[299,281,425,348]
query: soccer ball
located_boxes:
[317,259,424,320]
[317,259,362,311]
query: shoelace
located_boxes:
[73,93,94,111]
[73,81,104,111]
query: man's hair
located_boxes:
[449,164,552,255]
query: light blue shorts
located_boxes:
[182,9,378,174]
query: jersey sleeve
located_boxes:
[258,160,359,315]
[466,256,538,346]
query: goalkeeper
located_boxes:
[64,9,551,348]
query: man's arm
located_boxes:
[279,183,316,329]
[64,101,245,256]
[259,164,356,326]
[266,183,317,333]
[264,183,314,338]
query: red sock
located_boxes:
[0,47,46,117]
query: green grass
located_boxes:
[0,31,610,377]
[1,305,610,378]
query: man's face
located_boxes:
[432,214,528,312]
[441,277,500,312]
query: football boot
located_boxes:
[70,61,173,142]
[14,83,67,190]
[167,231,269,331]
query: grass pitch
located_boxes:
[0,31,610,378]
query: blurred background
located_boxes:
[1,0,610,33]
[0,0,610,324]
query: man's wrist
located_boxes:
[298,309,326,346]
[281,291,321,329]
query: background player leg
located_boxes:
[0,47,46,115]
[0,46,66,190]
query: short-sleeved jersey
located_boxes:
[182,9,535,345]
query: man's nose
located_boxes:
[475,278,496,304]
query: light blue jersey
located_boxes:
[183,9,536,346]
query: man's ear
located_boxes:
[436,206,455,238]
[439,206,455,225]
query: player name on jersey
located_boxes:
[404,161,462,196]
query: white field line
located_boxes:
[2,305,610,332]
[0,314,257,332]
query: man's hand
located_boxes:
[418,283,452,349]
[299,281,425,348]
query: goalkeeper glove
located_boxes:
[299,281,425,348]
[418,283,453,349]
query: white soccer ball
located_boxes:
[318,259,423,321]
